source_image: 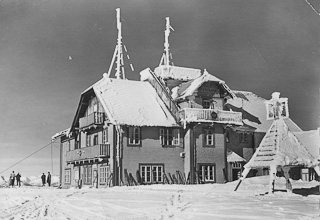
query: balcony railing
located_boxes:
[79,112,105,129]
[179,108,242,125]
[66,143,110,163]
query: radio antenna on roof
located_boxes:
[107,8,128,79]
[159,17,174,67]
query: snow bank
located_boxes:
[0,176,319,220]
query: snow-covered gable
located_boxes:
[244,119,319,169]
[178,70,236,100]
[154,65,202,81]
[227,149,246,163]
[51,128,70,140]
[93,77,178,127]
[227,91,302,133]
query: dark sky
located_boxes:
[0,0,319,177]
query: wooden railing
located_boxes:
[79,112,105,129]
[66,143,110,162]
[180,108,242,125]
[145,70,180,121]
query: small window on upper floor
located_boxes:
[160,128,180,146]
[203,128,215,147]
[102,128,108,144]
[239,133,248,143]
[86,134,91,147]
[128,127,141,146]
[93,134,99,146]
[202,100,211,109]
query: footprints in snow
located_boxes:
[160,190,191,219]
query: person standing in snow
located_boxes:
[41,173,46,186]
[10,171,15,187]
[16,173,21,187]
[47,172,51,187]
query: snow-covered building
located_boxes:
[53,64,245,188]
[53,67,318,187]
[52,11,318,188]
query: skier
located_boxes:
[16,173,21,187]
[41,173,46,186]
[47,172,51,187]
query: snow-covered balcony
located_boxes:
[179,108,243,125]
[79,112,105,130]
[66,143,110,164]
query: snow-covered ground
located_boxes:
[0,176,319,220]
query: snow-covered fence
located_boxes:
[180,108,242,125]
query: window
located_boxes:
[65,169,71,184]
[86,134,91,147]
[202,100,211,109]
[301,168,309,181]
[198,164,215,183]
[232,163,242,169]
[68,141,71,151]
[203,128,215,146]
[239,133,248,143]
[75,133,80,150]
[128,127,141,145]
[140,164,163,184]
[83,165,92,185]
[102,128,108,144]
[99,166,110,184]
[160,128,180,146]
[93,134,99,145]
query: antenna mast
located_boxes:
[107,8,126,79]
[160,17,174,67]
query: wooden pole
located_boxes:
[234,167,251,191]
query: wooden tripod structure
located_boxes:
[234,92,320,193]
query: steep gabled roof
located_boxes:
[178,70,236,100]
[244,119,318,169]
[226,91,302,133]
[93,77,178,127]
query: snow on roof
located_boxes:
[51,128,70,140]
[244,119,319,169]
[294,129,320,159]
[227,150,246,163]
[93,77,178,127]
[178,70,235,99]
[154,65,202,81]
[227,91,302,133]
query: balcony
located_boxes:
[66,143,110,163]
[79,112,105,130]
[179,108,242,126]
